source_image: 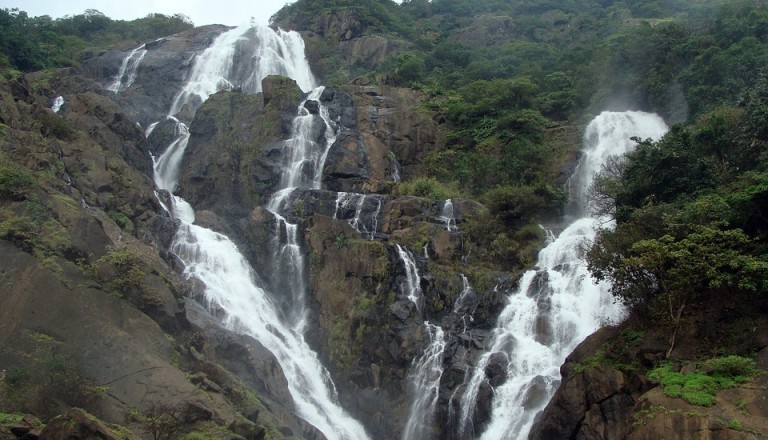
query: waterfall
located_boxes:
[463,111,668,440]
[396,244,424,313]
[169,26,315,118]
[50,96,64,113]
[440,199,457,232]
[265,86,340,329]
[453,274,477,333]
[107,43,147,93]
[334,192,385,240]
[268,86,337,212]
[148,24,370,440]
[402,324,447,440]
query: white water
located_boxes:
[464,111,668,440]
[440,199,457,232]
[108,43,147,93]
[396,244,424,314]
[265,85,343,328]
[50,96,64,113]
[146,24,370,440]
[170,26,315,117]
[402,323,447,440]
[333,192,385,240]
[268,87,336,211]
[454,274,476,333]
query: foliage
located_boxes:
[648,357,757,407]
[0,8,192,72]
[483,184,565,227]
[127,403,196,440]
[90,246,161,309]
[586,69,768,353]
[0,166,35,200]
[395,176,457,200]
[705,355,757,377]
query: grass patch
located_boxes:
[395,176,459,200]
[0,412,24,424]
[648,355,757,407]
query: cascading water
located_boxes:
[50,96,64,113]
[396,242,448,440]
[108,43,147,93]
[460,111,668,440]
[402,323,447,440]
[396,244,424,313]
[266,86,340,328]
[440,199,457,232]
[145,24,370,440]
[334,192,385,240]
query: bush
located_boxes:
[396,177,455,200]
[0,352,104,420]
[706,355,756,377]
[648,355,758,407]
[482,184,564,227]
[0,166,35,200]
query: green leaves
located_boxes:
[648,356,757,407]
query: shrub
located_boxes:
[396,177,455,200]
[706,355,756,377]
[649,355,758,407]
[0,166,35,200]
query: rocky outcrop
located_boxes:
[39,408,140,440]
[292,10,408,75]
[177,88,283,216]
[78,25,230,125]
[529,322,768,440]
[347,78,446,183]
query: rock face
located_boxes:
[285,9,409,76]
[78,25,230,125]
[529,323,768,440]
[39,408,140,440]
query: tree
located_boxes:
[589,224,767,357]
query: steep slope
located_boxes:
[0,64,330,439]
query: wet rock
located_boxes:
[322,131,370,192]
[304,99,320,114]
[485,352,509,387]
[521,375,550,409]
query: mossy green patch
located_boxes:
[648,355,757,407]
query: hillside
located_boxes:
[0,1,766,439]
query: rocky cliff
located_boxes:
[0,16,556,437]
[4,7,765,440]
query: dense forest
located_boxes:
[1,0,767,438]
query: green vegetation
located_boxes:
[395,176,458,200]
[648,356,757,406]
[0,166,36,200]
[587,72,768,355]
[0,8,193,72]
